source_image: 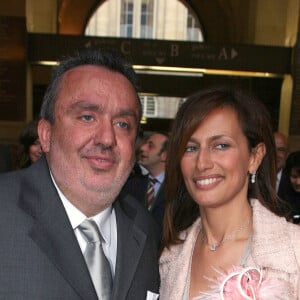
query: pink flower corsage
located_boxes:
[195,266,288,299]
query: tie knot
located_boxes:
[78,219,103,243]
[149,177,157,185]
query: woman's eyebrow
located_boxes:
[188,134,226,143]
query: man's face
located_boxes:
[139,133,167,173]
[39,65,140,216]
[274,133,288,172]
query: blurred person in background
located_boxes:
[273,132,289,194]
[17,120,42,168]
[123,132,168,229]
[279,150,300,224]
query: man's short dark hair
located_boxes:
[40,48,141,124]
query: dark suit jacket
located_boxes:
[0,156,160,299]
[122,172,166,229]
[277,169,288,197]
[0,144,13,173]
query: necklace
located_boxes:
[200,217,251,251]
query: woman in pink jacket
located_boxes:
[159,86,300,299]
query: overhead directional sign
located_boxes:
[28,33,291,74]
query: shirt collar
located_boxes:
[50,171,112,245]
[152,172,165,184]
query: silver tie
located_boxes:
[78,219,112,300]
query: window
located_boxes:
[140,96,156,116]
[140,0,154,38]
[85,0,203,42]
[120,0,134,37]
[186,11,202,41]
[120,0,154,38]
[84,0,204,121]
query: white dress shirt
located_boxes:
[276,169,283,192]
[50,173,117,277]
[152,172,165,197]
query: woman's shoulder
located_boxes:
[159,218,201,300]
[160,218,201,264]
[251,197,300,241]
[251,198,300,272]
[287,220,300,262]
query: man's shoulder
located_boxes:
[115,192,161,237]
[0,157,45,185]
[0,158,51,208]
[0,169,22,190]
[116,191,154,221]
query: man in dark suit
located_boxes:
[123,132,168,229]
[274,131,289,195]
[0,49,160,299]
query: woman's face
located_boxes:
[29,139,42,163]
[180,107,263,209]
[290,168,300,193]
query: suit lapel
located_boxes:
[112,196,147,300]
[142,176,149,205]
[19,157,98,300]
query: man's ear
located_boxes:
[38,119,52,153]
[249,142,266,173]
[160,150,167,163]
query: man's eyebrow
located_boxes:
[117,109,138,117]
[116,109,139,124]
[68,100,101,111]
[67,100,139,121]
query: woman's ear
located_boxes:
[249,142,266,173]
[38,119,52,153]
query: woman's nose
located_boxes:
[196,148,213,171]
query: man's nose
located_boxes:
[94,119,116,148]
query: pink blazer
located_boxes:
[159,199,300,299]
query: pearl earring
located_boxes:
[251,171,256,184]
